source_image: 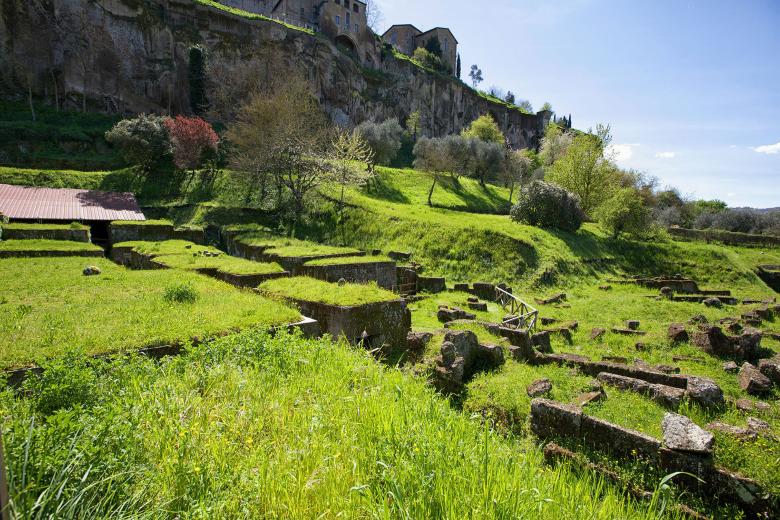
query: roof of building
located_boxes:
[382,24,423,36]
[0,184,145,222]
[416,27,458,44]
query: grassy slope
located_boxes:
[0,239,102,252]
[0,257,300,368]
[260,276,398,305]
[0,330,677,519]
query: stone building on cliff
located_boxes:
[382,25,458,76]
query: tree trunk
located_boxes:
[508,182,515,205]
[27,83,36,122]
[427,176,437,206]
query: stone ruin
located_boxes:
[432,330,505,393]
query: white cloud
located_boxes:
[753,142,780,155]
[655,151,677,159]
[608,143,638,163]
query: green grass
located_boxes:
[0,329,683,519]
[111,219,172,227]
[1,222,87,231]
[194,0,316,34]
[303,254,394,266]
[0,257,300,368]
[260,276,398,306]
[235,232,363,258]
[0,239,102,252]
[0,166,137,191]
[113,239,207,256]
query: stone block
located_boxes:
[418,276,446,294]
[301,260,396,289]
[662,413,714,454]
[580,415,661,460]
[530,398,582,438]
[685,376,725,408]
[758,358,780,386]
[739,363,773,395]
[471,282,496,301]
[527,378,553,397]
[598,372,685,409]
[668,323,689,343]
[532,331,552,353]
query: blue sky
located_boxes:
[374,0,780,208]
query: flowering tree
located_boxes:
[163,116,218,171]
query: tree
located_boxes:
[541,102,553,112]
[413,137,455,206]
[597,188,651,238]
[365,0,384,32]
[405,111,422,142]
[510,181,585,232]
[547,124,618,215]
[424,36,443,57]
[188,46,208,115]
[504,91,516,105]
[105,114,170,173]
[502,149,533,204]
[461,114,505,145]
[331,130,374,234]
[164,116,219,171]
[456,54,462,79]
[469,65,483,88]
[539,122,573,167]
[517,100,533,113]
[355,118,404,166]
[226,76,333,227]
[468,138,505,186]
[488,86,506,100]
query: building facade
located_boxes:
[382,24,458,76]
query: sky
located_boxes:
[373,0,780,208]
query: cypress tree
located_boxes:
[456,54,462,79]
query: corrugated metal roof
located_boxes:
[0,184,145,222]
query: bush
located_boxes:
[411,47,451,74]
[163,282,199,304]
[355,119,403,166]
[510,181,584,232]
[597,188,651,238]
[163,116,219,171]
[104,114,169,171]
[461,114,505,145]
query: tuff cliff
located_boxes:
[0,0,551,149]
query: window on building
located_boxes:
[353,4,359,13]
[355,23,359,33]
[300,7,304,18]
[346,12,350,27]
[335,15,340,25]
[345,0,350,8]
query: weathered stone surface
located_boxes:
[527,378,553,397]
[471,282,496,301]
[531,331,552,353]
[734,398,772,414]
[602,356,628,364]
[612,327,647,336]
[301,259,396,289]
[417,276,446,294]
[406,331,433,352]
[668,323,689,343]
[535,293,566,305]
[685,376,725,408]
[707,422,757,441]
[692,325,732,356]
[688,314,708,325]
[723,361,739,373]
[530,398,583,438]
[437,306,476,323]
[598,372,685,409]
[660,286,674,299]
[540,317,558,326]
[662,413,714,454]
[581,415,661,459]
[453,283,470,292]
[82,265,102,276]
[758,358,780,385]
[433,330,505,392]
[590,327,606,340]
[599,285,612,291]
[626,320,641,331]
[746,417,771,434]
[739,363,773,395]
[703,297,723,308]
[575,391,605,407]
[467,301,488,312]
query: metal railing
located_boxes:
[495,286,538,331]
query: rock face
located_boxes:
[738,363,773,395]
[0,1,551,147]
[662,413,714,454]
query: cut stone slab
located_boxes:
[530,398,582,438]
[739,363,773,395]
[757,358,780,386]
[467,301,488,312]
[590,327,606,340]
[703,297,723,308]
[602,356,629,364]
[527,378,553,397]
[734,398,772,414]
[535,293,566,305]
[575,391,605,407]
[626,320,641,331]
[685,376,725,408]
[406,331,433,352]
[723,361,739,374]
[668,323,689,343]
[688,314,708,325]
[598,372,685,409]
[706,422,757,441]
[612,327,647,336]
[662,413,714,454]
[532,331,552,353]
[541,317,558,326]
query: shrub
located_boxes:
[596,188,651,238]
[163,116,219,171]
[104,114,169,171]
[355,118,403,166]
[411,47,451,74]
[510,181,584,232]
[163,282,199,303]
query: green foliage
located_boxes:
[510,180,585,232]
[424,36,443,57]
[163,282,199,303]
[0,257,299,368]
[461,114,505,145]
[104,114,170,172]
[259,276,397,305]
[0,239,102,253]
[411,47,451,74]
[23,351,99,415]
[355,118,404,166]
[597,188,652,238]
[303,254,392,266]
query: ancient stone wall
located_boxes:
[668,227,780,247]
[299,260,397,289]
[0,226,90,242]
[0,0,551,149]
